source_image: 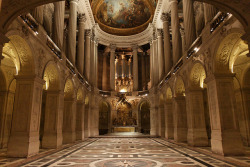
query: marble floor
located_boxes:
[1,137,250,167]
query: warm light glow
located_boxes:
[45,81,49,90]
[194,47,199,52]
[120,88,127,93]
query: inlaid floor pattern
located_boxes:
[2,138,250,167]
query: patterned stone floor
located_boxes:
[1,138,250,167]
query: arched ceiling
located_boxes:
[90,0,158,36]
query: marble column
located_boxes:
[42,91,64,148]
[203,3,217,25]
[84,97,89,138]
[150,95,158,136]
[157,29,164,80]
[90,36,95,85]
[32,6,44,25]
[205,74,244,155]
[141,54,146,90]
[94,39,98,86]
[159,104,165,138]
[102,53,108,90]
[183,0,196,49]
[52,1,65,50]
[84,30,91,81]
[110,44,116,90]
[7,75,44,157]
[161,13,172,74]
[132,45,138,91]
[165,99,174,139]
[77,13,86,75]
[149,40,154,87]
[180,28,186,56]
[173,96,187,142]
[63,97,76,144]
[89,93,99,137]
[68,0,78,65]
[170,0,182,65]
[186,88,208,146]
[76,92,85,140]
[153,35,159,84]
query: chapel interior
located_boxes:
[0,0,250,166]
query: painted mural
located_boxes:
[96,0,151,29]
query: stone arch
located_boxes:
[189,63,207,89]
[138,100,150,134]
[166,86,173,100]
[214,31,249,74]
[99,100,111,135]
[77,86,84,102]
[242,66,250,88]
[43,62,60,91]
[174,76,185,97]
[3,35,35,75]
[64,78,75,99]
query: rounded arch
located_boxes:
[64,78,75,99]
[43,62,60,91]
[189,62,207,89]
[138,99,150,134]
[166,86,173,100]
[174,76,185,97]
[214,31,249,74]
[3,35,35,75]
[77,86,85,102]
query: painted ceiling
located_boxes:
[90,0,158,36]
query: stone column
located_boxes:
[68,0,78,65]
[32,6,44,25]
[183,0,196,49]
[141,54,146,90]
[84,96,89,138]
[76,92,86,140]
[150,94,158,136]
[186,88,208,146]
[42,91,64,148]
[149,40,154,87]
[7,75,44,157]
[52,1,65,50]
[157,29,164,80]
[90,36,95,85]
[159,104,165,138]
[161,13,172,74]
[88,93,99,137]
[173,96,187,142]
[84,30,91,81]
[77,13,86,75]
[94,39,98,86]
[63,97,76,144]
[132,45,138,91]
[205,74,244,155]
[165,99,174,139]
[170,0,182,65]
[203,3,217,25]
[110,44,116,90]
[102,53,108,90]
[153,36,159,84]
[180,28,186,55]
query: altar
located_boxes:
[114,127,135,132]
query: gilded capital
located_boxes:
[78,13,86,23]
[161,13,170,22]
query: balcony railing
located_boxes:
[66,59,75,74]
[47,37,62,59]
[210,12,230,33]
[20,14,39,34]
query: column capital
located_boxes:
[85,29,91,37]
[110,44,116,52]
[78,13,86,23]
[161,13,170,22]
[157,29,163,37]
[131,44,138,51]
[180,28,185,37]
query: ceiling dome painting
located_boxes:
[90,0,157,36]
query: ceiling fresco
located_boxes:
[90,0,158,36]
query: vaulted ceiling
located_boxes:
[90,0,158,36]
